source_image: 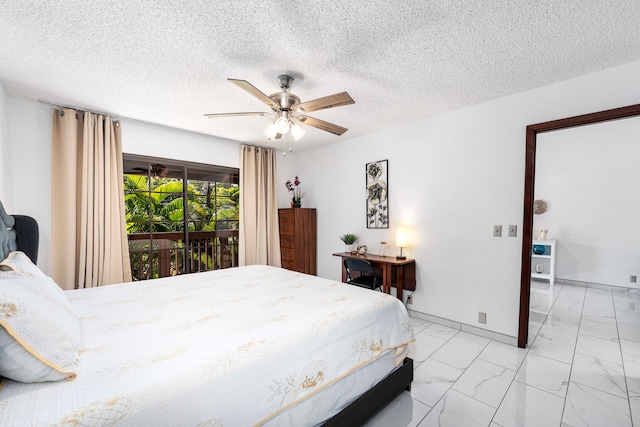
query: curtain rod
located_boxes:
[36,99,273,147]
[241,143,278,150]
[37,99,216,139]
[38,99,121,120]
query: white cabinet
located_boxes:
[531,239,557,285]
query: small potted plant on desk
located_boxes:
[340,233,359,253]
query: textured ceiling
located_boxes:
[1,1,640,152]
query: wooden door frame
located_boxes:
[517,102,640,348]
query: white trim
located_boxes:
[408,309,518,347]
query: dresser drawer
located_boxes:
[279,219,295,234]
[280,234,294,249]
[280,248,296,268]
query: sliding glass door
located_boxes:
[123,154,239,281]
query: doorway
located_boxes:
[517,103,640,348]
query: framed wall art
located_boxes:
[365,159,388,229]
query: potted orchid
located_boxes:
[285,176,307,208]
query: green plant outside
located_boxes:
[123,174,239,279]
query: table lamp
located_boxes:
[396,226,408,260]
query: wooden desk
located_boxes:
[333,252,416,301]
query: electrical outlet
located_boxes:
[478,312,487,324]
[493,225,502,237]
[631,275,637,283]
[407,295,413,305]
[508,225,517,237]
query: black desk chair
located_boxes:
[344,258,382,291]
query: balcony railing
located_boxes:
[127,230,239,281]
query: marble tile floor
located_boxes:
[365,281,640,426]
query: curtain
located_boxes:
[51,108,132,289]
[239,145,281,267]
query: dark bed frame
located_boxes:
[8,212,412,426]
[323,357,414,426]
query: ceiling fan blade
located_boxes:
[297,115,348,136]
[204,112,270,118]
[295,92,355,113]
[228,79,280,110]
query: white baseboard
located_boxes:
[407,309,518,347]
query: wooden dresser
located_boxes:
[278,208,316,275]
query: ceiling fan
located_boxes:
[204,75,355,141]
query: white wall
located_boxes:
[4,98,52,273]
[277,60,640,338]
[2,98,241,274]
[535,116,640,288]
[121,118,240,168]
[0,82,11,204]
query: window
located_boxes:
[123,154,239,280]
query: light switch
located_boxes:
[508,225,517,237]
[493,225,502,237]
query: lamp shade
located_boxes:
[396,226,408,247]
[263,123,278,140]
[274,116,291,134]
[290,123,306,141]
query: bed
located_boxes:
[0,209,414,426]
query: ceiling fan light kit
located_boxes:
[290,123,306,141]
[263,123,279,140]
[205,74,354,142]
[274,113,291,134]
[263,121,305,141]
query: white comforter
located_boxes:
[0,265,414,426]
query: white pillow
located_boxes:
[0,251,47,278]
[0,252,80,382]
